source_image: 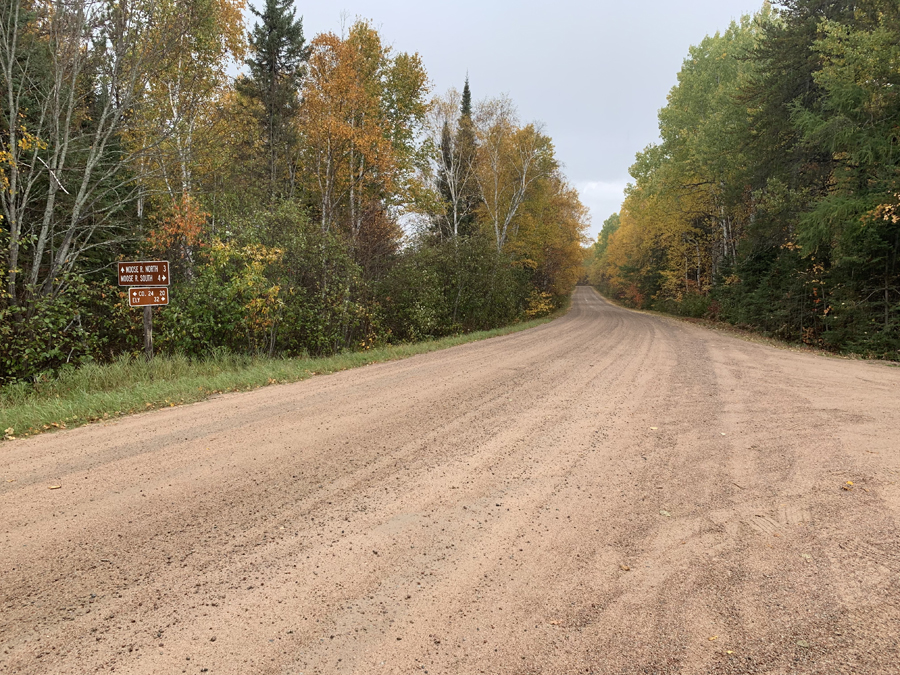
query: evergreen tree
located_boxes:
[242,0,309,199]
[433,78,479,240]
[456,78,479,237]
[436,121,455,213]
[461,78,472,118]
[743,0,856,213]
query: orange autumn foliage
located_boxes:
[147,195,208,261]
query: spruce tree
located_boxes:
[456,78,478,237]
[243,0,309,198]
[461,78,472,118]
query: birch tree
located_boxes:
[473,97,554,252]
[0,0,215,315]
[127,0,246,205]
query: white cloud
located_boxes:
[574,180,629,239]
[577,180,628,201]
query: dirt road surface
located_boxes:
[2,287,900,675]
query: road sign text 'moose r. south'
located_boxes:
[118,261,169,286]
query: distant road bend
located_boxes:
[3,287,900,674]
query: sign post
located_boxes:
[118,261,170,361]
[143,306,153,360]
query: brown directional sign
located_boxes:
[128,287,169,307]
[118,261,170,286]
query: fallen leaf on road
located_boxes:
[796,640,810,648]
[841,481,854,491]
[619,564,631,571]
[659,510,671,517]
[650,427,658,430]
[49,485,61,490]
[708,636,718,641]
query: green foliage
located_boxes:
[377,235,531,342]
[0,277,134,385]
[593,0,899,359]
[241,0,309,198]
[155,204,372,358]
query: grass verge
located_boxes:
[1,310,564,442]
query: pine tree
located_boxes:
[456,78,479,237]
[242,0,309,199]
[461,78,472,118]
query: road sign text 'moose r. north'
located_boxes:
[118,261,169,286]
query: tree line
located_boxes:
[587,0,900,358]
[0,0,587,383]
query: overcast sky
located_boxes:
[265,0,764,239]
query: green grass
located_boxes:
[1,311,563,441]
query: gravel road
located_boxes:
[2,287,900,674]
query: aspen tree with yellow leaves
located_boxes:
[300,20,428,242]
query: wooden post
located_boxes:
[143,306,153,361]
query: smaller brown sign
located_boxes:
[128,287,169,307]
[118,261,170,286]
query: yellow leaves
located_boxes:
[0,149,13,193]
[841,481,854,491]
[17,127,47,152]
[871,195,900,225]
[207,240,285,349]
[302,21,428,234]
[524,290,554,319]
